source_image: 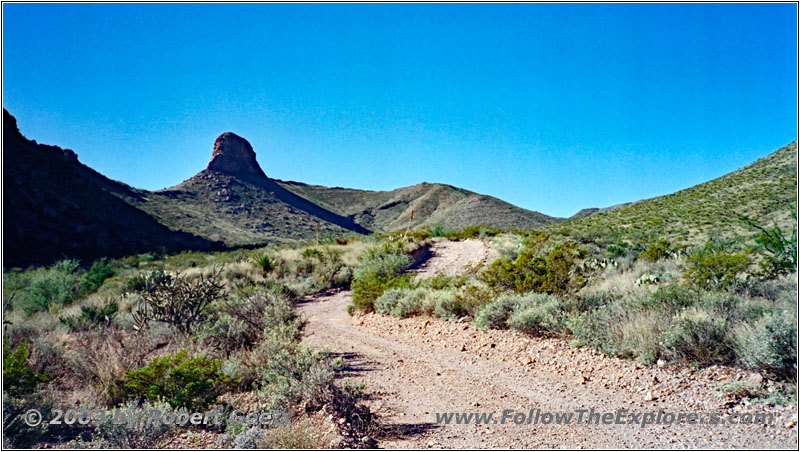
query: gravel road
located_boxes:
[298,240,797,449]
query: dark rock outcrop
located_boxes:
[3,109,222,267]
[207,132,267,180]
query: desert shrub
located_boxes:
[507,294,568,336]
[80,259,116,294]
[2,339,54,448]
[198,290,304,353]
[474,295,528,330]
[59,297,118,331]
[682,240,751,291]
[351,241,412,312]
[374,289,405,315]
[741,213,797,279]
[660,307,732,364]
[480,242,582,295]
[605,242,629,259]
[429,224,450,237]
[66,327,153,406]
[91,400,175,448]
[453,279,494,317]
[255,343,335,411]
[732,311,797,380]
[431,289,466,320]
[618,310,665,364]
[252,253,276,274]
[638,238,672,262]
[119,350,234,411]
[313,248,345,287]
[390,288,430,318]
[132,268,225,334]
[450,224,501,239]
[15,259,82,314]
[3,340,51,398]
[715,380,766,400]
[2,392,53,448]
[636,284,698,312]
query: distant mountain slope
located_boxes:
[278,180,561,232]
[549,142,798,244]
[2,109,221,267]
[130,132,370,246]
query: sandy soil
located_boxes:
[298,240,798,449]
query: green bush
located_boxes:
[351,241,412,312]
[683,241,751,291]
[480,242,582,295]
[474,295,528,330]
[391,288,429,318]
[80,259,115,294]
[507,294,568,336]
[374,289,406,315]
[15,259,82,314]
[661,307,732,364]
[254,341,336,411]
[431,290,466,320]
[118,350,234,411]
[429,224,450,237]
[638,238,672,262]
[732,311,797,380]
[605,242,629,259]
[3,340,51,397]
[741,213,797,279]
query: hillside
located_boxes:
[125,132,370,246]
[2,109,221,267]
[278,180,561,232]
[548,142,798,244]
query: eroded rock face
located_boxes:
[207,132,267,179]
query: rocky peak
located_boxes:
[206,132,267,179]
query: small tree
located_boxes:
[132,268,224,334]
[739,212,797,279]
[682,240,751,291]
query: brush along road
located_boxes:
[298,239,796,449]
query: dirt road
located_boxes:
[299,240,797,448]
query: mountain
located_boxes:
[549,142,798,244]
[2,109,222,267]
[277,180,561,232]
[129,132,370,246]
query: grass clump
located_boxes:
[59,297,118,331]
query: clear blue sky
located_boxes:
[3,3,797,217]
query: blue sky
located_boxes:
[3,3,797,218]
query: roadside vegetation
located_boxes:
[354,213,798,402]
[2,236,389,448]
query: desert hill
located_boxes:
[549,142,798,244]
[2,109,221,267]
